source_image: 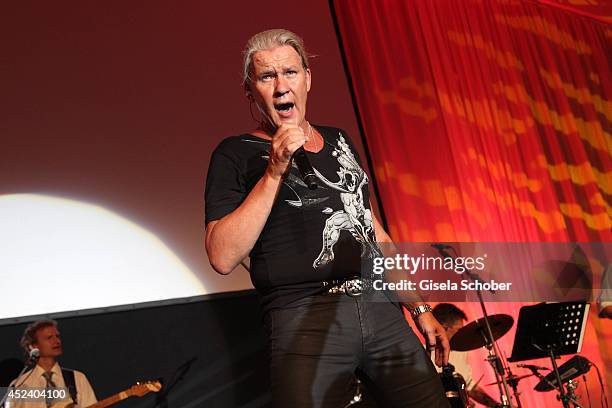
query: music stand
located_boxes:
[154,357,197,408]
[508,302,590,408]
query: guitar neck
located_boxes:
[81,380,160,408]
[87,391,131,408]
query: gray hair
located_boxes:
[242,29,310,89]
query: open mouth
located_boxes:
[274,102,294,113]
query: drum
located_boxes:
[439,368,469,408]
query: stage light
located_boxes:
[0,194,205,320]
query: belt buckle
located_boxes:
[344,278,363,297]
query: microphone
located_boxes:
[25,348,40,367]
[293,147,317,190]
[253,100,318,190]
[516,363,549,371]
[431,244,452,259]
[431,244,495,294]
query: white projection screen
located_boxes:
[0,2,375,321]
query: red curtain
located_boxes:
[333,0,611,405]
[535,0,612,24]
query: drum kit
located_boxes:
[429,246,596,407]
[440,313,593,408]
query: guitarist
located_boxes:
[7,319,97,408]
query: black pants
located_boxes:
[265,292,450,407]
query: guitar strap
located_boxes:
[61,368,78,404]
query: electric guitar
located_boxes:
[53,380,161,408]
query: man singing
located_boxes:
[205,29,449,407]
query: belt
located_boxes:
[323,277,364,297]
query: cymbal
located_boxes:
[450,314,514,351]
[485,374,534,386]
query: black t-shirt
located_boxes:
[205,125,379,310]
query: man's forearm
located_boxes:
[206,171,282,274]
[371,213,426,308]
